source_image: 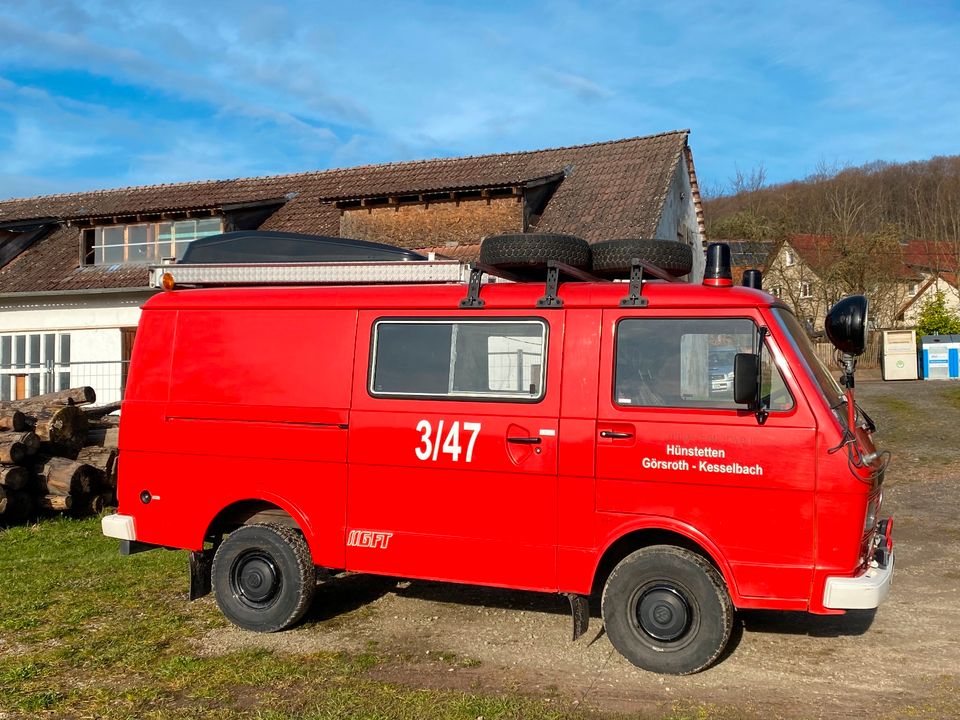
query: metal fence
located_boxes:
[0,360,129,405]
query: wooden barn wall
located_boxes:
[339,198,522,248]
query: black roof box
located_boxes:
[179,231,428,264]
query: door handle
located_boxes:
[507,436,542,444]
[600,430,634,439]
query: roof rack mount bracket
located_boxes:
[537,264,564,308]
[459,266,487,308]
[620,259,650,308]
[536,260,606,309]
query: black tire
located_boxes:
[591,238,693,278]
[601,546,733,675]
[479,233,591,279]
[212,523,316,632]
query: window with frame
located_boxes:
[785,249,796,266]
[0,332,71,401]
[86,217,223,265]
[800,281,812,298]
[370,319,547,400]
[770,286,782,298]
[614,318,793,411]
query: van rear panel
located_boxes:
[119,304,357,565]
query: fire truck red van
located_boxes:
[102,233,894,675]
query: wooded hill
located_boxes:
[703,155,960,248]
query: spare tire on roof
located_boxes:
[479,233,591,279]
[590,238,694,278]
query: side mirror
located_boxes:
[733,353,759,405]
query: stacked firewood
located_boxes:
[0,387,119,526]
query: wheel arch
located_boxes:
[203,497,314,551]
[591,521,740,604]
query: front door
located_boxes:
[595,310,818,602]
[346,311,563,591]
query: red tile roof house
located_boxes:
[764,234,959,331]
[0,131,705,404]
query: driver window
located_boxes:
[614,318,793,411]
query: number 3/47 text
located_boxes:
[414,419,482,463]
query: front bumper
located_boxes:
[822,551,895,609]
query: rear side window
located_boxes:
[371,319,547,400]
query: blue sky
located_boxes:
[1,0,958,200]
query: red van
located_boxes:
[102,235,893,675]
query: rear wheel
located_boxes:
[601,545,732,674]
[212,523,315,632]
[479,233,591,279]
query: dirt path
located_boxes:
[200,380,960,719]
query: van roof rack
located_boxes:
[150,259,482,288]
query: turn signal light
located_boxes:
[161,272,176,291]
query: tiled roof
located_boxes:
[724,239,775,271]
[783,234,840,271]
[0,130,690,294]
[903,238,957,272]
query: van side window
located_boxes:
[615,318,793,411]
[371,319,547,400]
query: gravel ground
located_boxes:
[200,379,960,720]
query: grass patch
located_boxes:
[944,387,960,410]
[873,396,914,414]
[1,517,672,720]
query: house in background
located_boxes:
[896,239,960,326]
[725,240,775,285]
[0,130,705,404]
[764,235,959,332]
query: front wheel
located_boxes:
[212,523,316,632]
[601,546,733,674]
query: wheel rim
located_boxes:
[632,583,694,644]
[230,550,282,607]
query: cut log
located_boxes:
[38,494,72,512]
[76,446,117,477]
[0,387,96,411]
[86,425,120,448]
[0,465,28,491]
[0,409,27,431]
[33,457,93,496]
[30,405,88,455]
[2,491,33,524]
[0,440,27,465]
[81,401,121,420]
[87,493,113,515]
[0,431,39,455]
[75,446,117,490]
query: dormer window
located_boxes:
[84,217,222,265]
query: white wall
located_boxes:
[0,292,147,334]
[654,154,706,282]
[0,290,152,404]
[901,276,960,326]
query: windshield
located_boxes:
[773,308,846,412]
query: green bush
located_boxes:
[916,290,960,338]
